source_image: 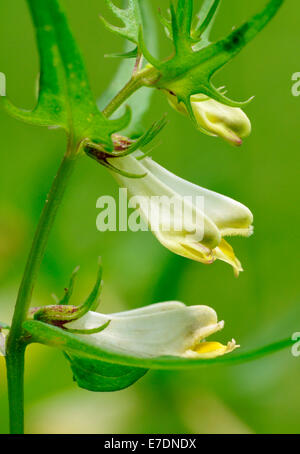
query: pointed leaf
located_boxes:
[192,0,221,46]
[2,0,68,128]
[176,0,194,44]
[1,0,129,151]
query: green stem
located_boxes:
[102,66,159,118]
[6,345,26,434]
[6,137,79,434]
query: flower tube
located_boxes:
[110,155,253,275]
[66,301,239,359]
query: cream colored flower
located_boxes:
[168,93,251,146]
[66,302,239,359]
[110,155,253,275]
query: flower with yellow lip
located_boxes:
[168,92,252,146]
[110,155,253,276]
[66,301,239,360]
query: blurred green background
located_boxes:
[0,0,299,434]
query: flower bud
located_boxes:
[168,92,251,146]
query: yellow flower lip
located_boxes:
[182,318,240,359]
[184,339,239,359]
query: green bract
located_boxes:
[140,0,284,118]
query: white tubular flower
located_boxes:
[110,155,253,275]
[66,302,239,359]
[168,93,251,146]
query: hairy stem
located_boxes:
[6,137,79,434]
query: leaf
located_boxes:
[1,0,130,150]
[1,0,68,129]
[143,0,284,110]
[99,0,158,137]
[100,0,142,45]
[23,320,294,371]
[201,0,285,79]
[65,353,147,392]
[192,0,221,49]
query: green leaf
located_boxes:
[144,0,284,110]
[65,353,147,392]
[99,0,158,137]
[23,320,295,371]
[192,0,221,48]
[170,0,194,54]
[159,0,220,46]
[100,0,142,45]
[2,0,67,129]
[201,0,285,79]
[1,0,130,150]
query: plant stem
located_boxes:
[102,66,159,118]
[6,344,26,434]
[6,137,79,434]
